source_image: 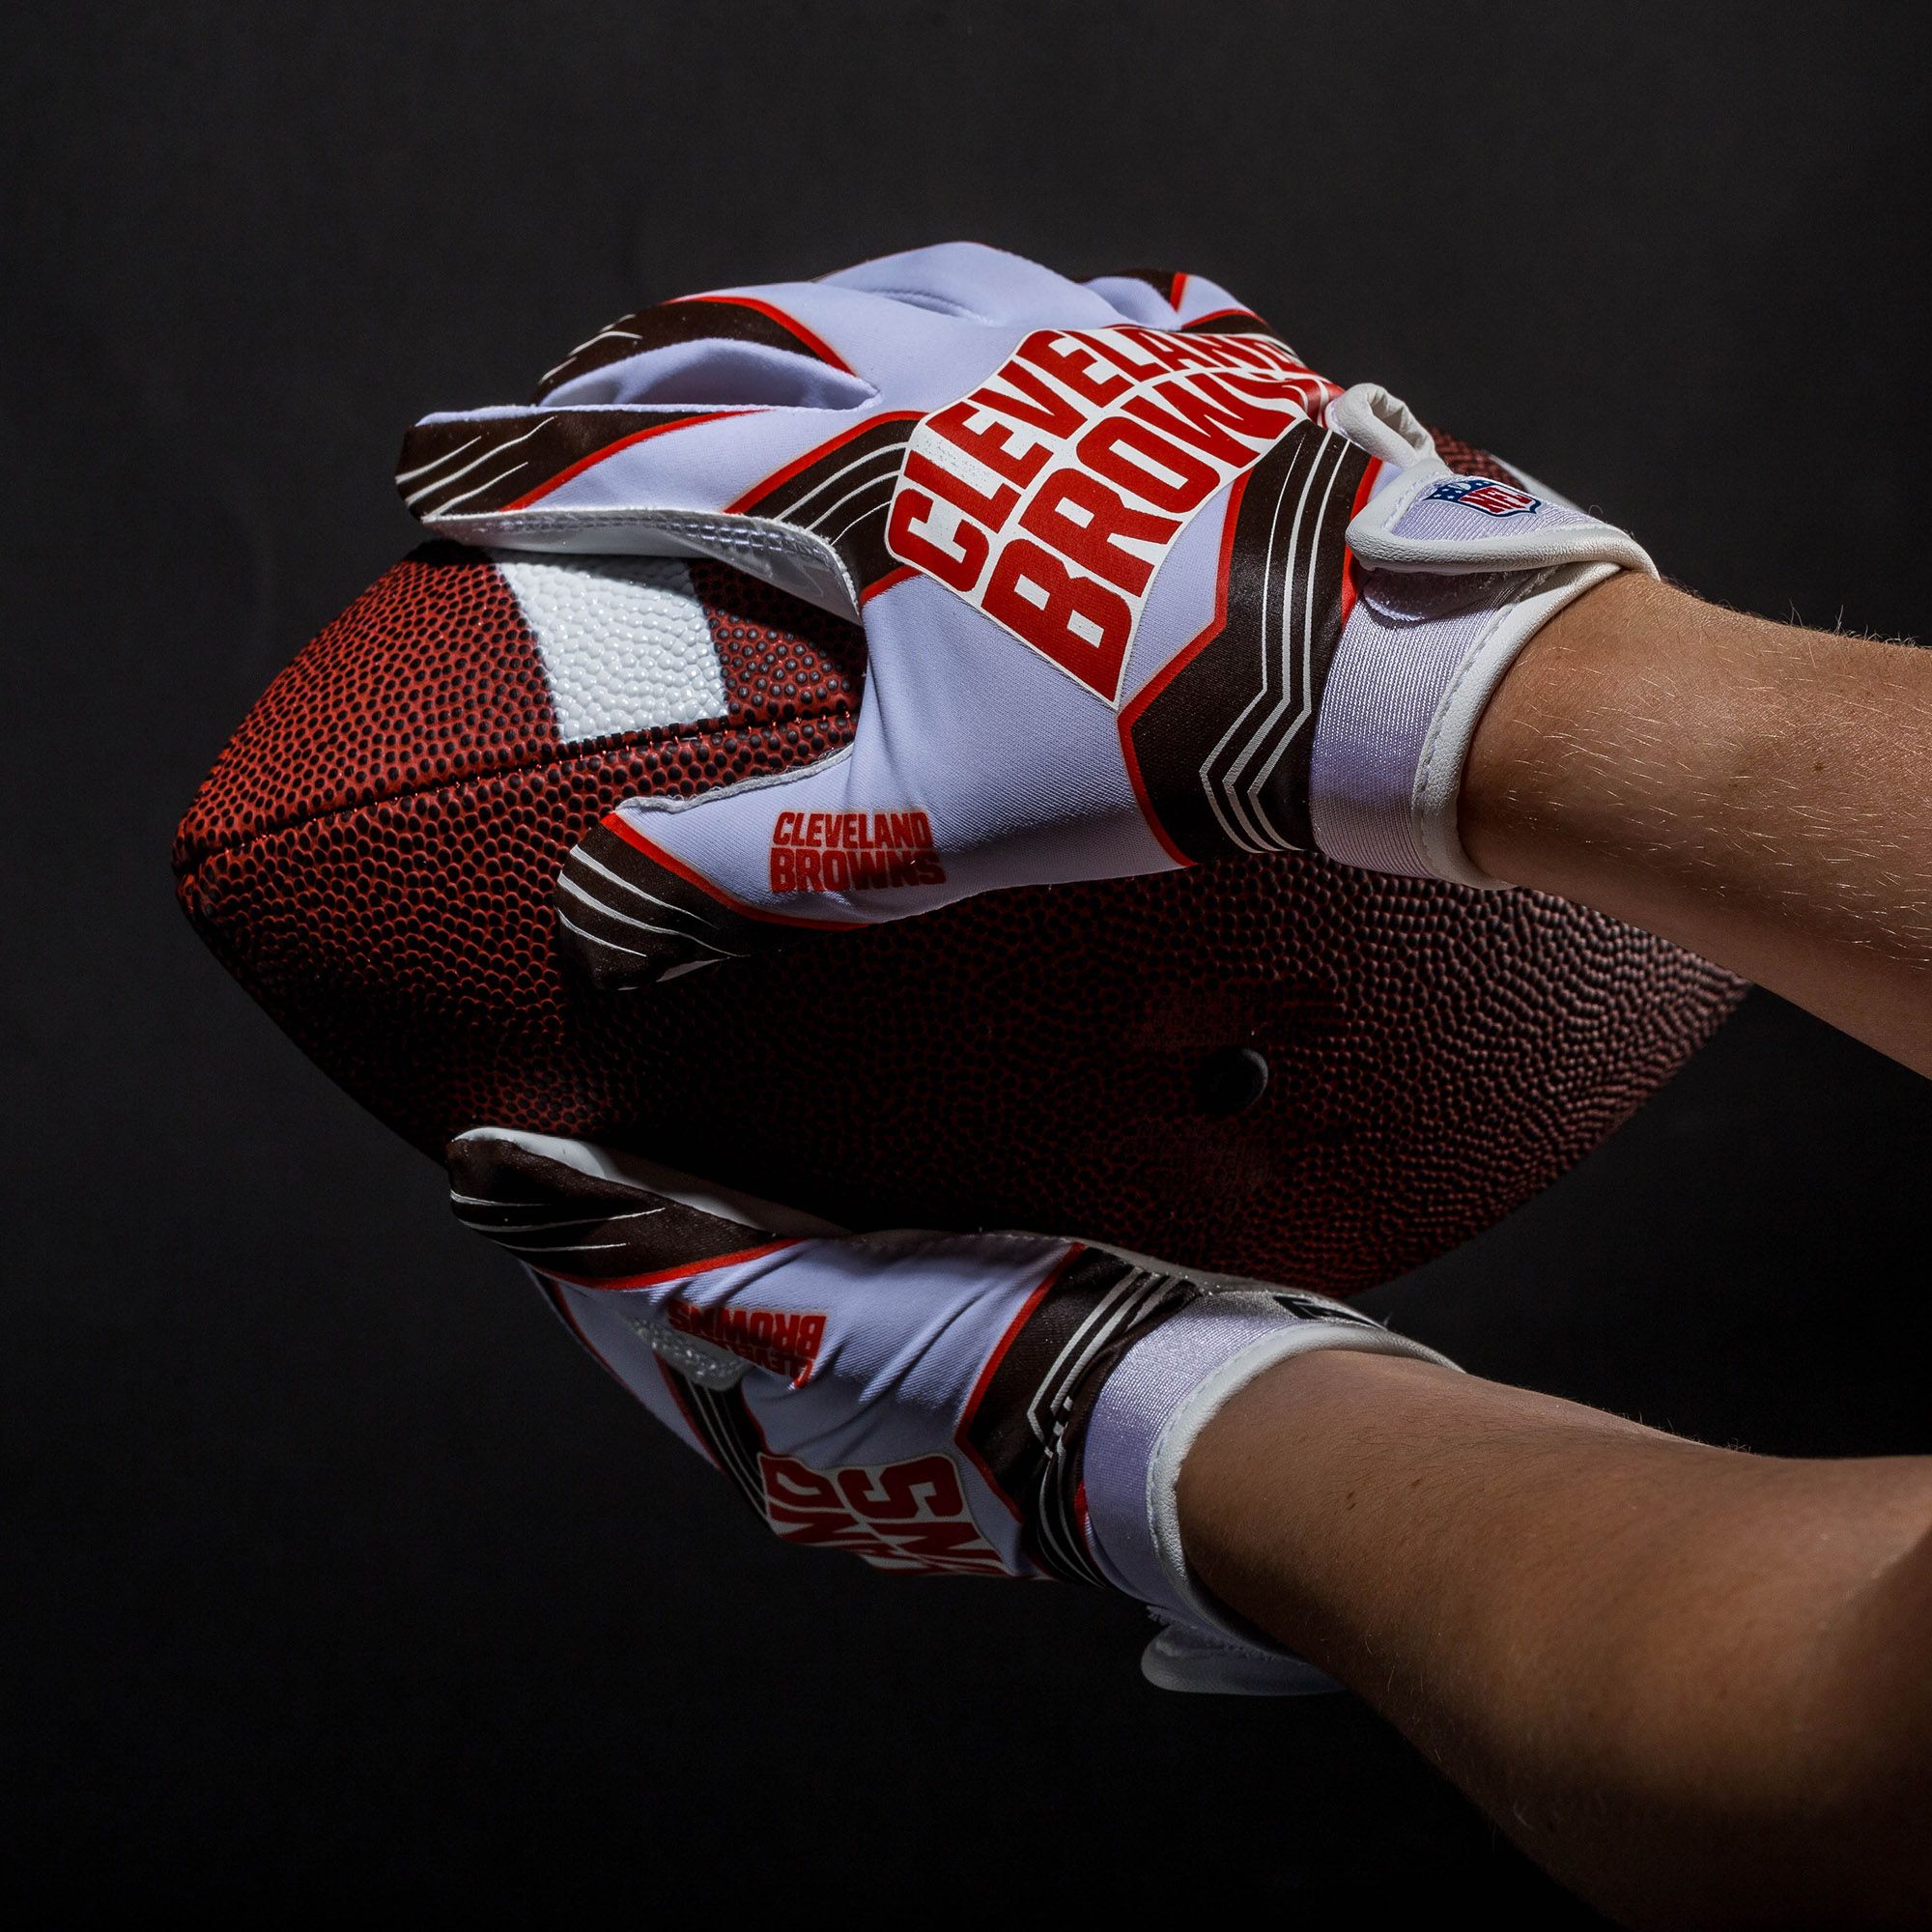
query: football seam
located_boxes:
[176,701,861,880]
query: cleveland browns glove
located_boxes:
[402,243,1653,981]
[446,1125,1457,1694]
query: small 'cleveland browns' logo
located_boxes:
[886,327,1333,706]
[664,1297,827,1385]
[768,809,947,895]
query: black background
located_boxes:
[7,3,1929,1918]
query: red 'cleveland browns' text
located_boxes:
[665,1296,827,1385]
[886,326,1331,703]
[769,809,947,895]
[758,1451,1010,1575]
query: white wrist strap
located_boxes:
[1081,1292,1456,1658]
[1308,442,1656,888]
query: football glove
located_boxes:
[401,243,1653,981]
[446,1124,1457,1694]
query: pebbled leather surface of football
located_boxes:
[175,433,1743,1293]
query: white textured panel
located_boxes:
[492,552,724,746]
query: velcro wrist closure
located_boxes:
[1310,460,1655,888]
[1080,1292,1454,1652]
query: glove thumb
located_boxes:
[445,1127,838,1289]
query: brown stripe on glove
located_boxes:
[397,408,727,521]
[533,296,856,404]
[446,1128,797,1284]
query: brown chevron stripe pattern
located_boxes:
[397,408,726,520]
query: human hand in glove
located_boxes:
[446,1124,1455,1693]
[400,243,1652,980]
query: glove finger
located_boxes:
[556,696,969,990]
[450,1129,857,1504]
[532,295,880,408]
[541,277,1037,404]
[1083,269,1271,335]
[818,242,1121,328]
[553,579,973,988]
[396,399,911,615]
[398,398,867,533]
[405,266,1244,607]
[554,545,1201,989]
[555,772,887,990]
[445,1126,838,1286]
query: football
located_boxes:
[175,431,1742,1293]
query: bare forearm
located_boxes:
[1463,574,1932,1075]
[1179,1350,1932,1928]
[1164,574,1932,1921]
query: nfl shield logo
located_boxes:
[1430,477,1541,518]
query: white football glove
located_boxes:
[402,243,1653,980]
[447,1125,1457,1694]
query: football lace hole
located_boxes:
[1192,1046,1270,1120]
